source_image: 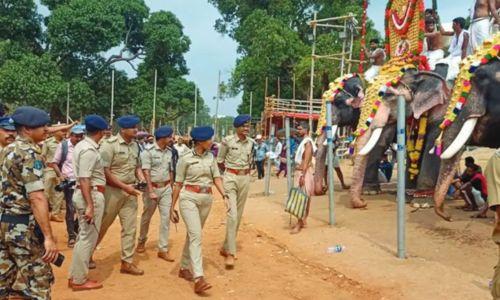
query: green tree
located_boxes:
[210,0,380,116]
[0,0,42,53]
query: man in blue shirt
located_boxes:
[254,135,268,179]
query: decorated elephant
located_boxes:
[313,74,366,196]
[432,36,500,221]
[350,62,451,208]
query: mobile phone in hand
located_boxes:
[53,253,65,267]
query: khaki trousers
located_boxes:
[138,186,172,252]
[179,190,213,278]
[44,171,64,215]
[69,190,105,284]
[492,247,500,299]
[98,186,138,263]
[222,173,250,256]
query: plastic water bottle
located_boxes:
[327,245,345,253]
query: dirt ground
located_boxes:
[51,147,497,299]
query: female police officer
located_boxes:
[170,126,229,294]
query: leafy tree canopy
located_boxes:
[0,0,206,129]
[210,0,380,116]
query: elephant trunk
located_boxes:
[434,151,462,221]
[349,129,372,208]
[314,132,327,195]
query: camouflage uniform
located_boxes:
[42,136,64,214]
[0,137,54,299]
[217,135,255,256]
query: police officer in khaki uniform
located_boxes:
[217,114,254,268]
[171,126,229,295]
[68,115,109,291]
[136,126,175,262]
[98,115,145,275]
[0,106,59,300]
[42,128,66,222]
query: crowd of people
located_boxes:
[0,107,259,298]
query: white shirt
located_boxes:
[448,30,469,57]
[294,137,317,165]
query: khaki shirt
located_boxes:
[73,136,106,186]
[217,135,255,169]
[100,134,140,184]
[141,142,173,183]
[175,149,220,186]
[0,137,45,215]
[42,136,60,176]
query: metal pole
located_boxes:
[66,83,70,124]
[285,117,292,202]
[396,95,406,258]
[292,73,296,101]
[249,91,253,118]
[277,77,280,99]
[215,70,221,140]
[152,69,157,132]
[308,12,317,132]
[194,86,198,127]
[326,101,335,225]
[264,124,275,196]
[341,19,347,77]
[110,69,115,126]
[347,16,355,74]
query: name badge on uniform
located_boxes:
[33,160,43,176]
[231,147,238,150]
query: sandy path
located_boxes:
[49,147,496,299]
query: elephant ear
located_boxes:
[410,73,450,119]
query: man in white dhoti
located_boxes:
[363,39,386,83]
[423,17,445,70]
[439,17,470,82]
[469,0,499,52]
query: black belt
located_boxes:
[0,214,30,225]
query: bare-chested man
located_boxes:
[423,17,444,70]
[363,39,386,83]
[469,0,499,52]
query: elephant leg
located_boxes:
[415,121,442,193]
[362,145,384,193]
[363,125,396,193]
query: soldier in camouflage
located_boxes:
[0,106,60,300]
[0,116,16,151]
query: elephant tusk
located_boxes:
[358,127,383,156]
[322,125,338,146]
[440,118,478,160]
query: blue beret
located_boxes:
[155,126,173,139]
[116,115,140,128]
[233,114,251,127]
[84,114,108,132]
[190,126,214,141]
[0,116,15,131]
[11,106,50,127]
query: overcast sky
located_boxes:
[38,0,472,117]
